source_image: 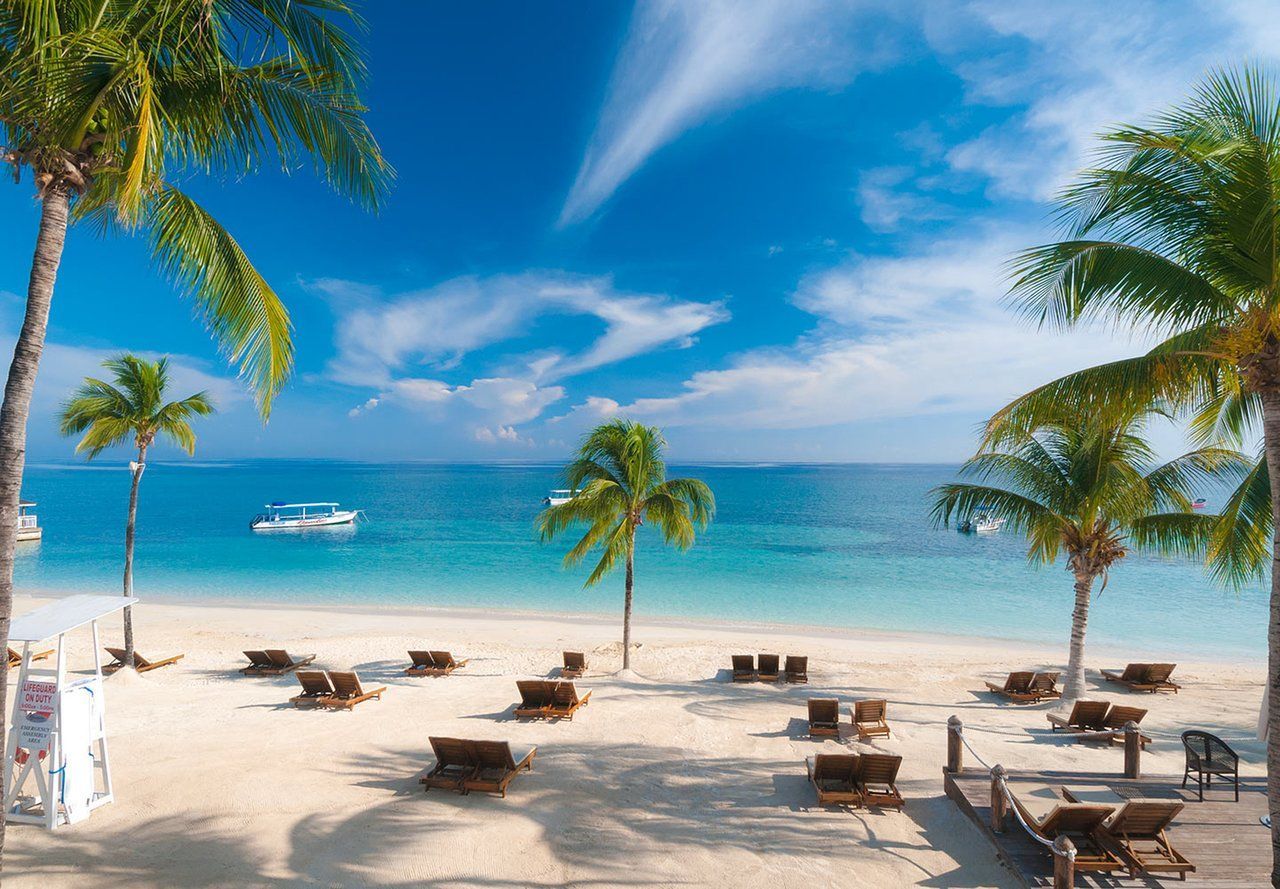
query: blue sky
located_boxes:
[4,0,1277,462]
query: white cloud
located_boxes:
[856,166,951,233]
[560,0,877,225]
[548,395,620,425]
[347,396,379,418]
[474,424,533,446]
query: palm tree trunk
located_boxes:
[0,188,71,862]
[622,526,635,670]
[1061,571,1095,705]
[121,445,147,669]
[1256,388,1280,885]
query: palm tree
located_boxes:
[59,355,214,669]
[931,411,1243,704]
[0,2,387,853]
[536,420,715,671]
[990,65,1280,875]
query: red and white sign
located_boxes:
[19,680,56,712]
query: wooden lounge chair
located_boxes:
[1029,671,1061,700]
[462,740,536,797]
[562,651,586,678]
[242,650,273,674]
[547,681,591,720]
[242,649,314,675]
[1047,700,1111,733]
[1101,662,1180,693]
[405,650,436,676]
[807,754,860,806]
[985,671,1036,702]
[426,650,469,676]
[784,655,808,683]
[103,647,184,674]
[808,698,840,738]
[1095,705,1152,748]
[515,680,555,718]
[757,653,781,682]
[291,670,335,707]
[1007,795,1124,874]
[7,646,52,668]
[852,699,890,740]
[856,753,904,809]
[324,671,386,710]
[421,737,474,794]
[731,654,756,682]
[1100,800,1194,879]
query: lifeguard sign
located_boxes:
[3,594,137,829]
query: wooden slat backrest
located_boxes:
[808,698,839,724]
[563,651,585,669]
[1145,663,1176,683]
[244,650,270,667]
[408,650,434,667]
[757,654,780,675]
[855,699,887,723]
[429,651,455,667]
[1041,804,1115,835]
[859,753,901,785]
[296,671,333,696]
[1005,671,1034,692]
[732,655,754,672]
[1070,700,1111,729]
[785,655,807,674]
[1120,663,1151,681]
[1030,672,1059,692]
[429,736,472,768]
[1104,706,1148,730]
[1110,801,1182,837]
[329,671,363,698]
[517,680,551,707]
[469,740,516,771]
[551,682,581,708]
[265,650,295,667]
[813,754,859,783]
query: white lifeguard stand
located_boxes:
[3,594,137,829]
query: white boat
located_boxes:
[959,512,1005,534]
[1192,498,1207,510]
[16,500,41,542]
[250,502,362,531]
[543,489,579,506]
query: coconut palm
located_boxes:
[0,2,387,852]
[536,420,715,671]
[59,355,214,669]
[932,411,1244,705]
[990,65,1280,873]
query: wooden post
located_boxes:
[1052,835,1076,888]
[946,715,963,774]
[989,763,1006,833]
[1123,721,1141,779]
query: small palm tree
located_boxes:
[931,411,1243,704]
[537,420,715,671]
[59,355,215,669]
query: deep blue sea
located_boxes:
[11,461,1266,658]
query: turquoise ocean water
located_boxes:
[11,461,1266,658]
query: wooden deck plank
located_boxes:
[943,768,1267,887]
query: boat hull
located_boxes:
[250,510,359,531]
[16,527,41,542]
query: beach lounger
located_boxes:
[1007,795,1125,874]
[462,740,536,797]
[405,650,436,676]
[291,670,335,707]
[984,671,1037,702]
[1101,662,1180,693]
[1096,705,1152,747]
[757,654,781,682]
[515,680,555,718]
[807,754,860,806]
[1029,671,1061,700]
[242,649,315,675]
[324,671,385,710]
[856,753,904,809]
[421,737,475,794]
[426,650,469,676]
[808,698,840,737]
[547,681,592,720]
[731,654,756,682]
[852,699,891,739]
[7,646,52,668]
[784,655,808,683]
[1047,700,1111,733]
[562,651,586,678]
[103,647,184,674]
[1102,800,1194,878]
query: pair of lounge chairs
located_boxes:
[1047,701,1151,747]
[1101,662,1180,693]
[7,646,52,668]
[806,753,904,809]
[242,649,315,675]
[291,670,386,710]
[732,654,807,683]
[984,670,1061,703]
[806,698,892,740]
[405,650,468,676]
[422,737,536,797]
[561,651,586,678]
[514,680,591,720]
[1008,789,1194,879]
[103,647,184,674]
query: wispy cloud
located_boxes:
[559,0,876,226]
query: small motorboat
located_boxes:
[959,511,1005,534]
[543,489,579,506]
[250,502,363,531]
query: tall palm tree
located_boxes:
[0,2,387,855]
[536,420,715,671]
[932,411,1243,704]
[990,65,1280,875]
[59,355,214,669]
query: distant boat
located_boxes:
[16,500,41,542]
[959,511,1005,534]
[250,502,362,531]
[1192,498,1207,509]
[543,489,579,506]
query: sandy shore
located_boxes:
[3,594,1267,888]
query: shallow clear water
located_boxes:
[13,461,1265,658]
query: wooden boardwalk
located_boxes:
[944,768,1268,887]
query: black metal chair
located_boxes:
[1181,730,1239,801]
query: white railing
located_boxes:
[17,516,37,529]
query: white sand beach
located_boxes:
[3,594,1266,888]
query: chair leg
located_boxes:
[1198,772,1204,802]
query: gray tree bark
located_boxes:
[121,444,147,669]
[1060,571,1094,705]
[1257,387,1280,886]
[622,525,634,670]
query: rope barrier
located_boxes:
[951,721,993,771]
